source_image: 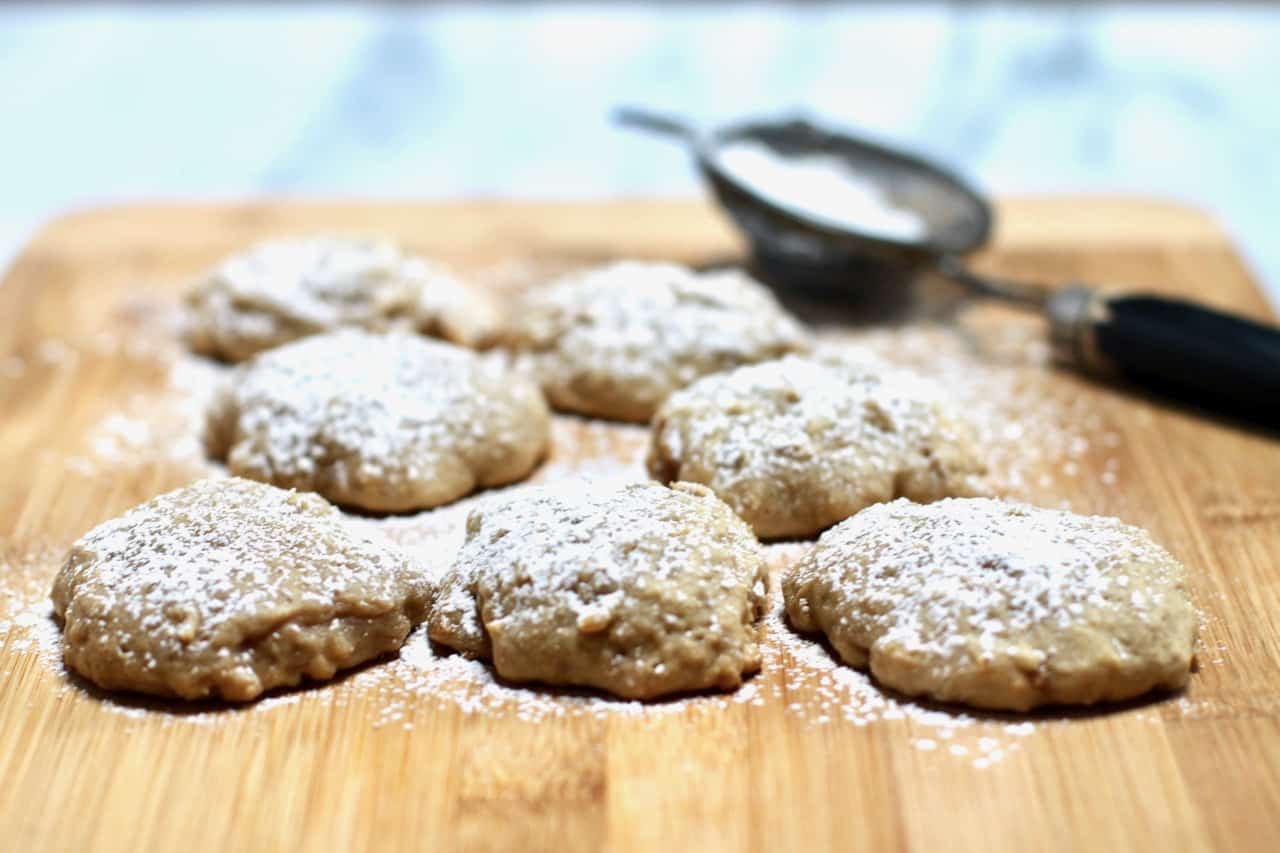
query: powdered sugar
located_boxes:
[656,351,943,487]
[649,351,985,536]
[211,329,548,512]
[377,625,767,725]
[0,546,1157,769]
[51,478,432,700]
[219,331,482,479]
[508,261,811,420]
[62,335,224,478]
[428,479,767,699]
[0,546,63,665]
[784,497,1195,710]
[831,310,1118,506]
[343,417,649,583]
[0,255,1179,763]
[57,479,419,640]
[713,139,929,242]
[186,236,500,361]
[347,572,1051,767]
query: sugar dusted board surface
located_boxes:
[2,198,1279,853]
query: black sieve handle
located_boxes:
[1048,287,1280,428]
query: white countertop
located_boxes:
[2,2,1277,304]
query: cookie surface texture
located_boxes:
[649,353,986,538]
[505,261,810,423]
[783,498,1196,711]
[51,477,433,701]
[186,236,500,361]
[208,330,550,513]
[430,481,768,699]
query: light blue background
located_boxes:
[2,2,1277,304]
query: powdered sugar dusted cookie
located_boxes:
[186,236,500,361]
[207,330,549,513]
[51,478,433,702]
[648,353,986,538]
[783,498,1196,711]
[429,481,768,699]
[504,261,810,423]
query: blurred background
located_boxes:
[2,1,1277,302]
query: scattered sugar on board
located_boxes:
[91,354,223,470]
[350,417,652,580]
[3,555,1041,769]
[825,308,1125,504]
[19,269,1126,505]
[345,572,1049,768]
[12,328,228,479]
[0,270,1199,768]
[0,547,71,684]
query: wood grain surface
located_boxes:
[1,198,1279,853]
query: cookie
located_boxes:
[207,329,549,513]
[186,236,500,361]
[504,261,810,423]
[51,478,432,702]
[783,498,1196,711]
[429,481,768,699]
[648,353,986,538]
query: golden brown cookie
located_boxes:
[649,353,985,538]
[51,478,432,702]
[186,236,500,361]
[504,261,810,423]
[208,330,550,513]
[429,481,768,699]
[783,498,1196,711]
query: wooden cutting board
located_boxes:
[1,198,1278,853]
